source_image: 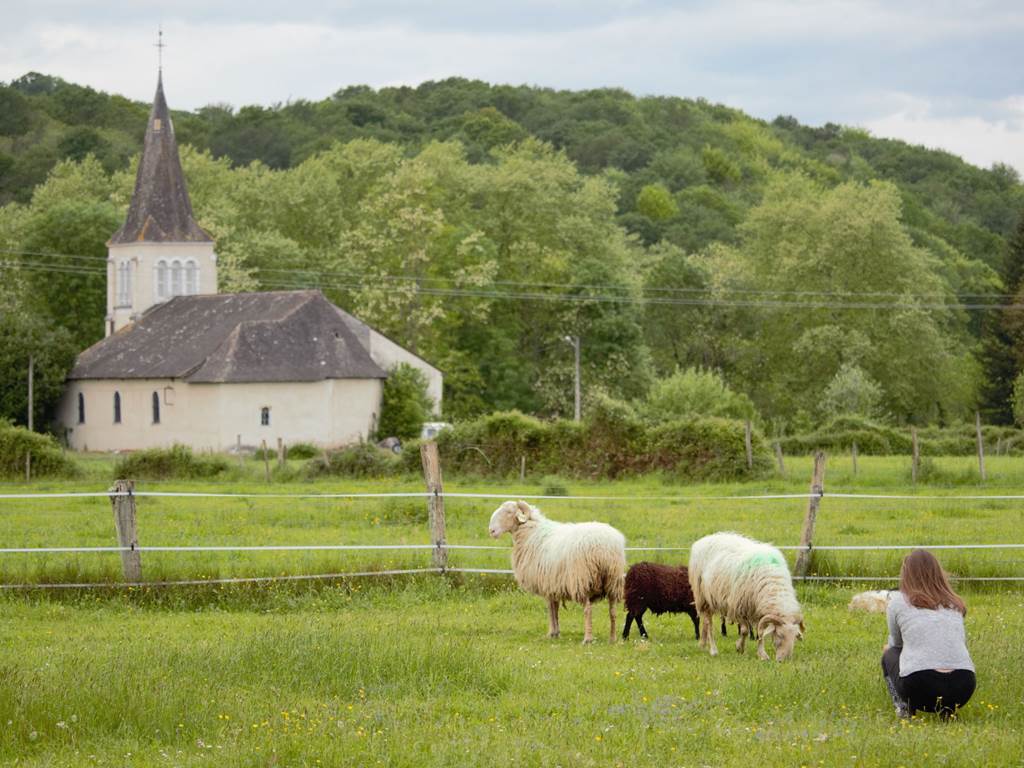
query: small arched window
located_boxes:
[185,260,199,294]
[171,260,183,296]
[113,392,121,424]
[260,406,270,426]
[152,391,161,424]
[77,392,85,424]
[156,260,169,300]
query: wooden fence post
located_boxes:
[420,441,448,572]
[911,427,920,485]
[236,434,243,469]
[277,437,285,468]
[25,451,31,483]
[851,442,858,476]
[520,455,526,481]
[773,441,785,476]
[975,411,987,481]
[794,450,826,578]
[744,421,753,470]
[109,479,141,582]
[261,439,271,481]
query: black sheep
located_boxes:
[622,562,700,640]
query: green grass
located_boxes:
[1,454,1023,584]
[1,454,1022,764]
[1,580,1021,766]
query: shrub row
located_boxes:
[778,415,1024,456]
[113,444,231,480]
[396,401,773,481]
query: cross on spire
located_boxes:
[155,26,165,72]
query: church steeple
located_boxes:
[109,73,211,244]
[105,64,217,337]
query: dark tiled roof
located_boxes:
[108,74,212,245]
[70,291,387,382]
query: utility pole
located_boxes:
[563,335,581,421]
[27,354,34,432]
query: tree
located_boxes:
[979,210,1024,423]
[642,367,757,422]
[377,363,432,440]
[708,173,972,423]
[635,183,678,221]
[819,363,885,420]
[0,306,78,429]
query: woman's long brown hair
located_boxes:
[900,549,966,615]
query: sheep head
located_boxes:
[488,500,535,538]
[757,614,805,661]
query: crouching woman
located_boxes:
[881,549,976,720]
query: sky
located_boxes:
[2,0,1023,174]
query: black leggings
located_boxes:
[882,646,976,717]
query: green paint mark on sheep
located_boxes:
[743,551,786,570]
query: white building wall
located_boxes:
[363,329,443,415]
[106,241,218,335]
[58,378,383,452]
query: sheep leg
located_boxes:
[736,623,748,654]
[689,609,700,641]
[622,612,634,640]
[583,599,594,644]
[757,633,770,661]
[634,608,649,640]
[721,617,727,637]
[547,598,560,639]
[608,598,617,644]
[699,610,718,655]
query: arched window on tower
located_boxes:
[171,260,183,296]
[116,261,132,307]
[152,391,161,424]
[185,259,199,294]
[113,392,121,424]
[156,260,168,300]
[77,392,85,424]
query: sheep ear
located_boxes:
[514,500,531,523]
[798,619,806,638]
[757,615,777,636]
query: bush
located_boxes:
[378,363,432,441]
[642,368,757,422]
[113,444,230,480]
[424,405,770,481]
[306,443,402,479]
[285,442,319,460]
[0,421,78,479]
[648,417,772,481]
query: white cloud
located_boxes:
[865,94,1024,174]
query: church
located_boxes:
[57,74,442,453]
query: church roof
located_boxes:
[70,291,388,383]
[108,74,213,245]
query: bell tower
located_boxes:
[105,65,217,335]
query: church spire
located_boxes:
[109,71,212,245]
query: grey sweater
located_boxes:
[886,591,975,676]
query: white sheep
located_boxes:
[488,500,626,644]
[848,589,894,613]
[689,531,805,661]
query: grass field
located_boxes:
[1,453,1022,765]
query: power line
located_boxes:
[3,254,1023,312]
[2,248,1018,301]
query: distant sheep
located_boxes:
[848,589,894,613]
[689,532,805,661]
[488,500,625,644]
[622,562,700,641]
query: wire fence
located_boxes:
[3,482,1024,589]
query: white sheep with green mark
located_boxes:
[689,531,805,661]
